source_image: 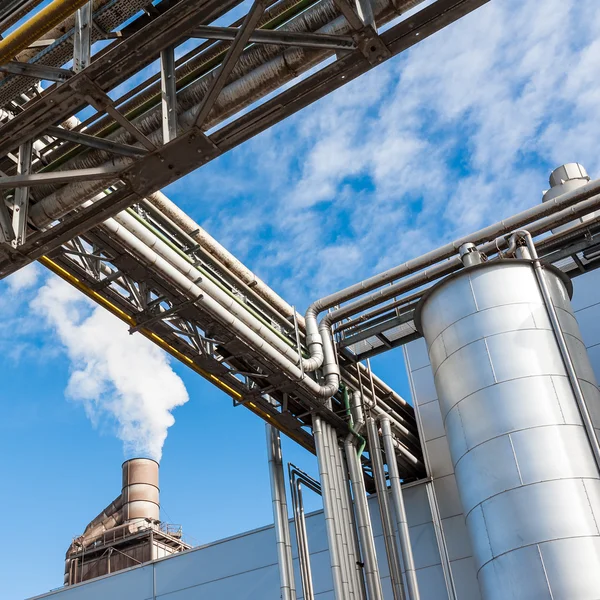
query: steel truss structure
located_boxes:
[0,0,491,483]
[4,3,600,599]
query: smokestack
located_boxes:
[65,458,188,586]
[121,458,160,523]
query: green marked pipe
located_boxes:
[342,383,366,457]
[124,206,302,352]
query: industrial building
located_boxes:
[24,163,600,599]
[2,0,600,599]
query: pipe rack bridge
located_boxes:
[0,0,493,482]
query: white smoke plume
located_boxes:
[32,275,189,461]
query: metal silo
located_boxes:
[415,254,600,599]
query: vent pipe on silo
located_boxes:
[543,163,593,233]
[121,458,160,523]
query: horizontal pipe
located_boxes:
[100,211,338,401]
[0,0,91,65]
[145,191,298,325]
[317,176,600,328]
[334,191,600,334]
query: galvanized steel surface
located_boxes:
[418,259,600,600]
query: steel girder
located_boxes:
[41,198,425,479]
[0,0,490,276]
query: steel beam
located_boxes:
[0,165,122,189]
[0,0,489,276]
[193,0,269,130]
[0,61,73,82]
[73,0,93,73]
[0,0,241,156]
[46,125,148,158]
[160,46,178,144]
[11,140,33,247]
[191,25,357,51]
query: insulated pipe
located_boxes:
[366,417,406,600]
[323,420,353,598]
[351,390,365,434]
[144,191,298,325]
[507,230,600,471]
[0,0,91,65]
[301,176,600,373]
[111,209,302,364]
[267,424,297,600]
[340,446,368,600]
[380,418,420,600]
[344,435,384,600]
[99,213,334,401]
[313,415,345,599]
[108,208,341,397]
[327,422,361,599]
[28,0,416,226]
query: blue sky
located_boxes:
[2,1,600,598]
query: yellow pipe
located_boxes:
[38,256,314,453]
[0,0,91,65]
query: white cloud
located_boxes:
[181,0,600,309]
[31,276,189,461]
[5,262,41,293]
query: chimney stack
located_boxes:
[121,458,160,524]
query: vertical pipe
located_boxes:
[380,418,421,600]
[366,417,406,600]
[324,421,353,598]
[517,230,600,471]
[425,482,457,600]
[329,424,361,599]
[267,424,297,600]
[314,416,345,599]
[345,436,385,600]
[290,476,315,600]
[341,445,368,600]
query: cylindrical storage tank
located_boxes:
[122,458,160,523]
[415,259,600,600]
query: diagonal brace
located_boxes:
[193,0,269,130]
[46,125,148,157]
